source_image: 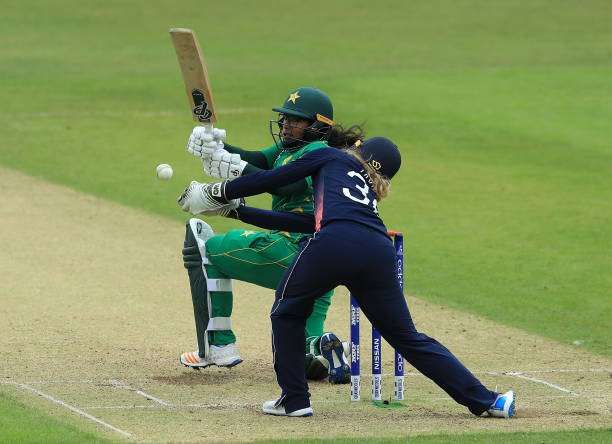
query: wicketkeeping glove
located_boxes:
[177,180,239,216]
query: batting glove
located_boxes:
[186,126,227,158]
[206,150,247,180]
[211,127,226,141]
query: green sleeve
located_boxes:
[260,145,282,169]
[224,144,269,169]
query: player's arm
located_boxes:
[186,128,308,194]
[177,149,334,216]
[223,143,269,169]
[223,149,332,200]
[231,206,315,233]
[224,143,308,195]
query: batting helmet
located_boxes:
[272,87,334,126]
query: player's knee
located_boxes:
[183,218,214,269]
[202,232,224,256]
[270,295,306,320]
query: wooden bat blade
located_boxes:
[169,28,217,124]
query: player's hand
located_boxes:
[187,127,214,158]
[186,126,227,158]
[177,180,239,216]
[207,150,247,180]
[200,140,224,163]
[211,127,226,141]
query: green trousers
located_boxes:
[203,229,332,352]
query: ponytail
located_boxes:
[327,124,365,148]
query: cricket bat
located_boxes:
[169,28,217,126]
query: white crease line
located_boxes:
[353,368,611,378]
[505,372,580,396]
[485,368,611,375]
[110,379,175,408]
[0,380,98,384]
[86,402,253,410]
[1,368,608,385]
[86,405,162,410]
[12,383,132,438]
[83,393,587,411]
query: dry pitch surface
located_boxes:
[1,167,610,442]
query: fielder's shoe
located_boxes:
[262,399,313,417]
[319,332,350,384]
[180,344,243,369]
[487,390,516,418]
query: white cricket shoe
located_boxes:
[487,390,516,418]
[262,399,313,417]
[180,344,243,369]
[180,350,212,368]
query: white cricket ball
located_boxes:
[156,163,173,181]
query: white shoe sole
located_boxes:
[262,406,313,417]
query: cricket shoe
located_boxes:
[319,332,350,384]
[180,344,243,369]
[262,399,313,417]
[487,390,516,418]
[305,353,329,380]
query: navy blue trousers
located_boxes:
[270,222,497,414]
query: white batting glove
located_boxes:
[186,126,227,158]
[177,181,240,216]
[200,140,224,162]
[208,150,247,180]
[212,128,226,142]
[202,143,226,176]
[187,130,213,158]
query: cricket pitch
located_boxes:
[1,167,610,442]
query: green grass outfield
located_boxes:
[267,429,612,444]
[1,0,610,441]
[0,393,110,443]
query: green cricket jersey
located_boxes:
[260,141,328,214]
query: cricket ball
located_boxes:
[156,163,173,181]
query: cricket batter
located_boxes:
[180,87,362,382]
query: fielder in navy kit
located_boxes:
[178,137,516,419]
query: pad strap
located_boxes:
[206,278,232,292]
[207,317,232,331]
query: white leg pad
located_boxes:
[188,218,214,265]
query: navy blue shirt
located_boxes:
[225,148,388,236]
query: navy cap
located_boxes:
[359,137,401,179]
